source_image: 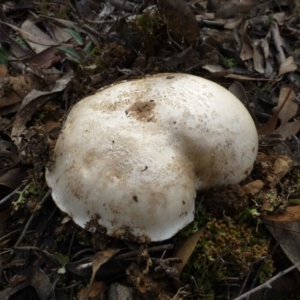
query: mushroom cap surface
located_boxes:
[46,73,258,242]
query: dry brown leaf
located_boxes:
[224,17,242,29]
[216,0,256,18]
[267,156,293,188]
[0,168,28,191]
[0,267,54,300]
[0,64,8,78]
[51,24,72,43]
[0,21,57,48]
[0,27,33,58]
[9,75,42,99]
[172,226,205,291]
[11,72,73,148]
[202,64,226,73]
[257,87,294,135]
[77,281,107,300]
[263,206,300,222]
[252,42,265,74]
[87,249,120,297]
[239,20,253,61]
[276,120,300,138]
[158,0,199,44]
[229,81,260,127]
[228,81,248,105]
[21,19,58,53]
[264,220,300,272]
[22,47,62,69]
[225,74,274,80]
[277,86,297,125]
[278,56,297,77]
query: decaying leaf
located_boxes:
[0,138,28,194]
[22,47,62,69]
[88,249,120,297]
[277,86,297,125]
[252,41,265,74]
[20,19,58,53]
[77,281,107,300]
[216,0,256,18]
[276,120,300,138]
[0,73,43,111]
[278,56,297,77]
[11,71,73,148]
[172,226,205,290]
[275,86,300,138]
[264,220,300,271]
[263,206,300,222]
[0,266,54,300]
[257,87,294,135]
[0,27,33,58]
[239,20,253,61]
[157,0,199,44]
[229,81,260,127]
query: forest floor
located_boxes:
[1,0,300,299]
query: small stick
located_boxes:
[13,190,51,248]
[233,260,300,300]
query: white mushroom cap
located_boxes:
[46,73,258,242]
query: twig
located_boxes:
[13,189,51,248]
[233,260,300,300]
[115,244,173,260]
[0,182,27,208]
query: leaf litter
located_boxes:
[1,0,300,299]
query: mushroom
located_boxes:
[46,73,258,242]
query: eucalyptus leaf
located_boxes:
[64,28,83,45]
[57,46,82,62]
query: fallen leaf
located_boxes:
[0,167,28,192]
[0,20,57,49]
[258,87,294,135]
[77,281,107,300]
[22,47,62,69]
[158,0,199,44]
[239,20,253,61]
[172,226,205,291]
[263,206,300,222]
[11,71,73,148]
[264,220,300,271]
[0,266,55,300]
[278,56,297,77]
[277,86,297,125]
[0,27,33,58]
[87,249,120,297]
[267,156,293,188]
[21,19,58,53]
[252,41,265,74]
[216,0,256,18]
[229,81,259,127]
[276,120,300,138]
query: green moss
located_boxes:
[135,9,163,34]
[178,211,273,298]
